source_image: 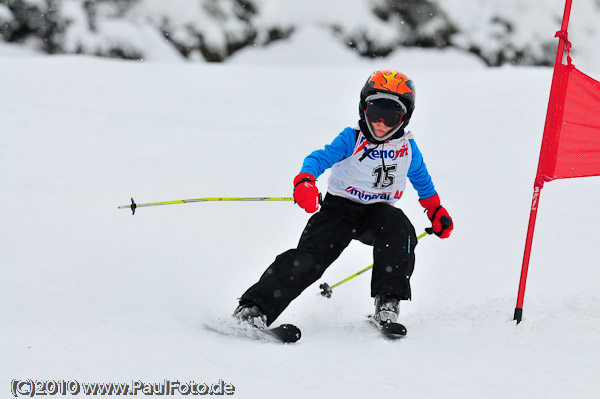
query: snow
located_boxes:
[2,35,600,399]
[60,0,184,62]
[4,0,600,68]
[227,25,485,68]
[0,42,37,57]
[0,4,13,21]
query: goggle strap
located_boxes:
[365,92,407,114]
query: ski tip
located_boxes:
[367,315,407,338]
[279,323,301,343]
[381,322,407,338]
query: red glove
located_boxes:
[293,173,320,213]
[419,193,453,239]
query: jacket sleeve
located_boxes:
[407,138,437,199]
[299,127,356,178]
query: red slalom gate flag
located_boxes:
[536,63,600,183]
[514,0,600,323]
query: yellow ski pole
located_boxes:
[118,196,294,215]
[319,229,433,298]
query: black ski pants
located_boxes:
[239,194,418,326]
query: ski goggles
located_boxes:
[365,94,407,128]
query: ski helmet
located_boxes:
[359,70,416,144]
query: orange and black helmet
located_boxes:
[359,70,416,143]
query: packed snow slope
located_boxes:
[2,51,600,398]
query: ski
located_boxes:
[257,323,301,343]
[367,315,407,339]
[204,320,301,343]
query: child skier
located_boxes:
[234,70,453,329]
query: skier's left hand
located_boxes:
[419,193,453,239]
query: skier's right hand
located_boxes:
[293,173,320,213]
